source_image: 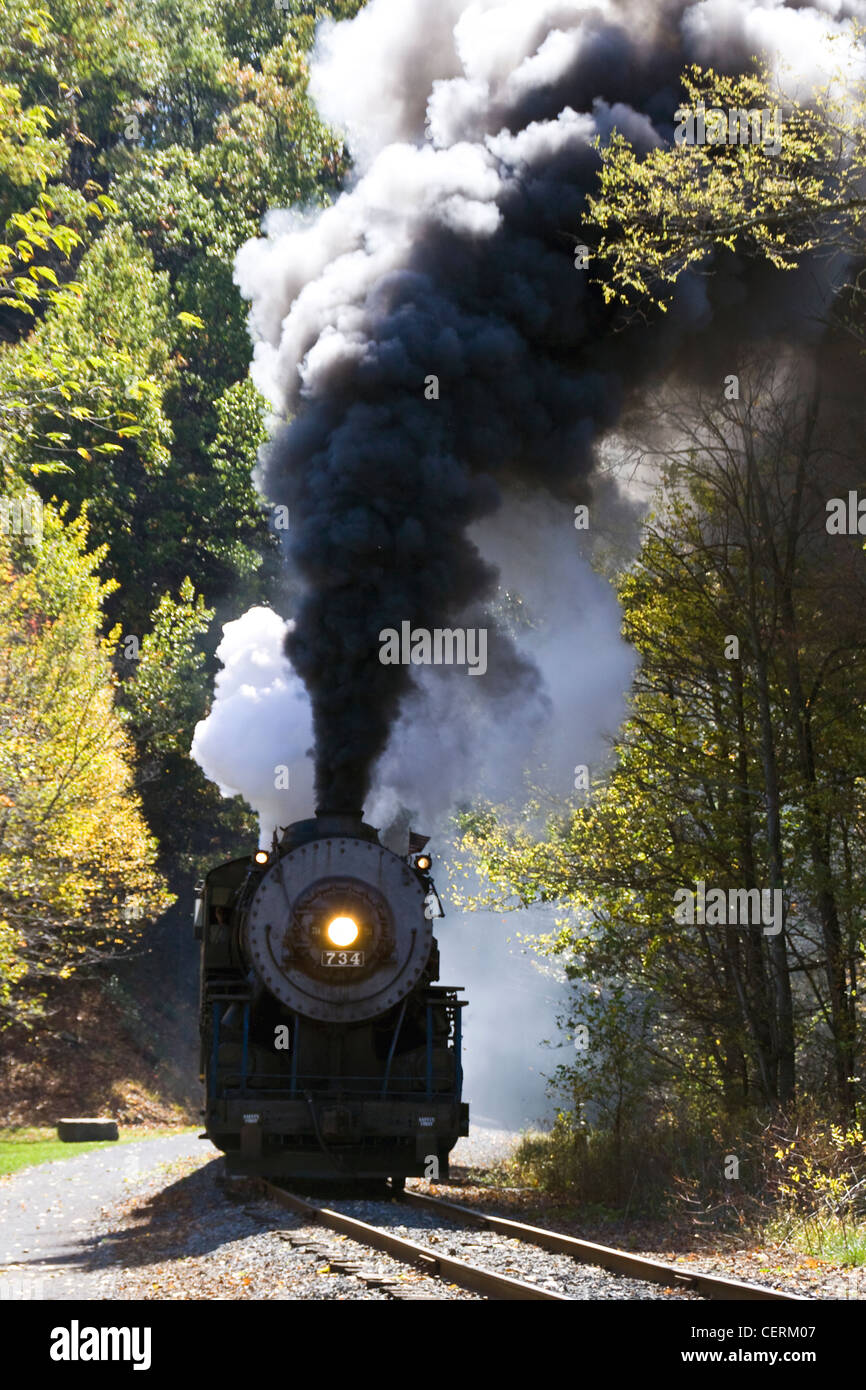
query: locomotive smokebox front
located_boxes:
[240,815,434,1024]
[198,810,467,1180]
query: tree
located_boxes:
[0,0,365,1037]
[120,576,257,882]
[458,369,866,1116]
[3,0,345,635]
[0,504,172,1029]
[585,48,866,334]
[0,8,130,479]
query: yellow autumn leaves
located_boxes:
[0,505,172,1027]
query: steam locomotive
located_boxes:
[195,813,468,1185]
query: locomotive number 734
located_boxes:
[321,949,365,966]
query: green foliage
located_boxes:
[586,40,866,325]
[0,505,173,1028]
[121,577,213,764]
[458,381,866,1130]
[104,30,349,390]
[203,377,275,584]
[219,0,366,61]
[0,12,133,476]
[0,0,348,629]
[551,985,657,1137]
[0,80,63,198]
[0,0,361,1036]
[3,219,172,493]
[120,577,257,880]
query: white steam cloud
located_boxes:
[190,607,314,846]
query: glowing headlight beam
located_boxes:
[326,915,359,947]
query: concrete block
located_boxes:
[56,1118,119,1142]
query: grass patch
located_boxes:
[764,1213,866,1266]
[0,1125,198,1178]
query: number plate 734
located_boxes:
[321,950,364,966]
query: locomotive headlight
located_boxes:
[326,915,359,947]
[416,855,431,871]
[254,850,269,865]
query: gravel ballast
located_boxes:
[95,1159,479,1301]
[318,1195,702,1300]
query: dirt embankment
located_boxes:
[0,974,198,1128]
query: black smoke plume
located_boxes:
[236,0,859,814]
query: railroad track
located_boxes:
[260,1180,568,1299]
[259,1179,807,1301]
[399,1187,807,1302]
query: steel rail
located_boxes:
[400,1188,809,1302]
[260,1180,571,1300]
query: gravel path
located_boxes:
[0,1132,205,1300]
[0,1134,482,1300]
[0,1122,520,1302]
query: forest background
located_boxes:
[0,0,362,1122]
[1,0,864,1257]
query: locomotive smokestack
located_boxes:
[313,810,368,840]
[277,809,379,850]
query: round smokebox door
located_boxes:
[244,836,432,1022]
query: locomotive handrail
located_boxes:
[217,1076,457,1096]
[380,997,409,1097]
